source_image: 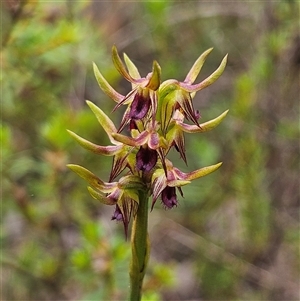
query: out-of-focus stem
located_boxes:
[129,190,150,301]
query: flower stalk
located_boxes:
[129,189,150,301]
[67,46,228,300]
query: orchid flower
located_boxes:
[67,164,144,238]
[157,48,228,134]
[151,159,222,210]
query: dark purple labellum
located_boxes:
[129,91,151,120]
[111,205,123,221]
[161,186,178,209]
[129,119,138,130]
[136,146,157,172]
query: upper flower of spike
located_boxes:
[166,109,229,164]
[93,46,161,132]
[157,48,228,134]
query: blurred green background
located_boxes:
[1,1,299,300]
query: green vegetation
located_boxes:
[1,1,299,300]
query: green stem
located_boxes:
[129,190,150,301]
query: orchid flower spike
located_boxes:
[68,46,228,236]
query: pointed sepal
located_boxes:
[184,48,213,84]
[67,130,122,155]
[93,62,123,103]
[87,186,116,205]
[112,45,141,84]
[146,61,161,91]
[86,101,117,143]
[67,164,114,192]
[180,110,229,133]
[176,162,223,181]
[123,53,141,87]
[180,54,228,92]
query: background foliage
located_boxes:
[1,1,299,300]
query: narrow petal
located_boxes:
[87,186,116,205]
[118,106,132,133]
[166,125,187,164]
[184,48,213,84]
[86,101,117,143]
[149,89,158,121]
[112,131,148,147]
[67,130,122,155]
[109,151,130,181]
[179,110,229,133]
[112,45,142,84]
[67,164,115,192]
[176,90,200,126]
[118,194,139,239]
[167,179,190,187]
[146,61,161,91]
[156,147,168,176]
[93,62,123,103]
[151,169,167,206]
[180,54,228,92]
[123,52,141,84]
[113,89,137,113]
[175,162,223,181]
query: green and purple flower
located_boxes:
[67,46,228,236]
